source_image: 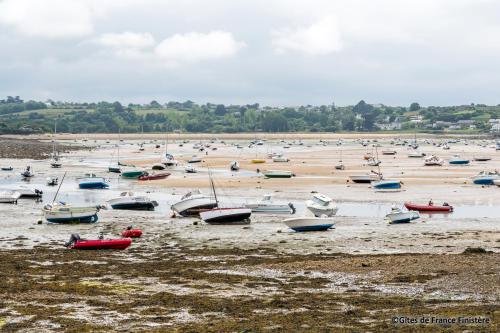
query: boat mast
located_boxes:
[208,168,218,206]
[117,129,121,164]
[52,172,66,203]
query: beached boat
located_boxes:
[1,185,42,198]
[50,121,62,168]
[0,191,21,204]
[386,207,420,224]
[185,165,197,173]
[1,167,13,171]
[449,155,470,165]
[121,168,145,179]
[283,217,335,232]
[372,179,402,191]
[305,193,338,217]
[367,157,381,166]
[273,156,289,162]
[171,189,217,217]
[138,172,170,181]
[46,177,58,186]
[472,171,500,185]
[108,192,158,211]
[251,159,266,164]
[20,166,34,178]
[245,194,295,214]
[349,172,381,183]
[408,151,425,158]
[404,202,453,212]
[152,163,166,170]
[382,150,397,155]
[493,179,500,187]
[121,226,142,238]
[43,203,100,223]
[78,174,109,189]
[188,156,202,164]
[263,170,294,178]
[424,155,444,166]
[65,234,131,250]
[230,161,240,171]
[473,157,491,162]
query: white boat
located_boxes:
[424,155,444,166]
[493,179,500,187]
[20,166,34,178]
[305,193,338,217]
[283,217,335,232]
[230,161,240,171]
[50,121,62,168]
[185,164,197,173]
[43,202,100,223]
[188,156,202,163]
[107,192,158,211]
[0,191,21,204]
[367,157,381,166]
[386,207,420,224]
[46,177,58,186]
[245,194,295,214]
[0,185,42,198]
[171,189,217,217]
[152,163,166,170]
[408,151,425,158]
[273,156,289,162]
[200,207,252,224]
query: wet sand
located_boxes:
[0,134,498,332]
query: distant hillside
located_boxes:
[0,96,498,135]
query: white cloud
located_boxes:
[271,16,342,56]
[97,32,155,49]
[155,31,246,65]
[0,0,94,38]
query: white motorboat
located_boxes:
[424,155,444,166]
[46,177,58,186]
[20,166,34,178]
[305,193,338,217]
[107,192,158,211]
[188,156,202,164]
[408,151,425,158]
[367,157,381,166]
[272,155,289,162]
[245,194,295,214]
[185,164,197,173]
[0,185,42,198]
[43,202,100,223]
[171,189,217,217]
[0,191,21,204]
[386,207,420,224]
[283,217,335,232]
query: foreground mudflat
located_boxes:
[0,244,498,332]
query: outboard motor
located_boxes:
[288,203,296,214]
[126,225,133,230]
[65,233,81,247]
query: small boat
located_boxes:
[442,143,450,150]
[50,157,62,168]
[108,192,158,211]
[404,202,453,212]
[382,150,397,155]
[263,170,294,178]
[200,207,252,224]
[230,161,240,171]
[424,155,444,166]
[1,167,13,171]
[46,177,58,186]
[472,171,500,185]
[305,193,338,217]
[188,156,202,164]
[1,185,43,198]
[272,156,289,162]
[408,151,425,158]
[108,164,121,173]
[474,157,491,162]
[367,157,381,166]
[138,172,170,181]
[20,166,34,178]
[0,191,21,204]
[65,234,131,250]
[493,179,500,187]
[152,163,166,170]
[251,159,266,164]
[386,207,420,224]
[171,190,217,217]
[349,173,381,183]
[335,163,345,170]
[185,165,197,173]
[121,226,142,238]
[78,174,109,189]
[245,194,295,214]
[121,168,145,179]
[449,155,470,165]
[43,202,100,223]
[372,179,401,191]
[50,121,62,168]
[283,217,335,232]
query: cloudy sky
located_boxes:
[1,0,500,106]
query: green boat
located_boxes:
[263,170,294,178]
[121,169,145,179]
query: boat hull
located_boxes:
[449,160,470,165]
[284,217,335,232]
[387,211,420,224]
[349,176,379,183]
[404,202,453,212]
[473,176,499,185]
[79,181,109,189]
[69,238,132,250]
[46,214,98,224]
[171,197,217,217]
[372,180,401,190]
[245,204,292,214]
[200,208,251,224]
[121,171,145,179]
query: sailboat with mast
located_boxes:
[199,169,252,224]
[162,132,178,167]
[371,149,402,191]
[50,121,62,168]
[108,130,121,173]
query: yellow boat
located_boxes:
[251,159,266,164]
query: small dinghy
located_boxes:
[121,226,142,238]
[107,192,158,211]
[472,171,500,185]
[283,217,335,232]
[263,170,294,178]
[0,191,21,204]
[2,185,42,198]
[404,201,453,212]
[272,155,289,162]
[138,172,170,181]
[424,155,444,166]
[386,207,420,224]
[408,151,425,158]
[65,234,132,250]
[305,193,338,217]
[20,166,34,178]
[200,207,252,224]
[171,190,217,217]
[473,157,491,162]
[1,167,13,171]
[449,155,470,165]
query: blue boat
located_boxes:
[372,179,401,190]
[473,172,500,185]
[449,155,470,165]
[78,174,109,189]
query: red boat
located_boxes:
[138,172,170,181]
[121,228,142,238]
[404,202,453,212]
[65,234,132,250]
